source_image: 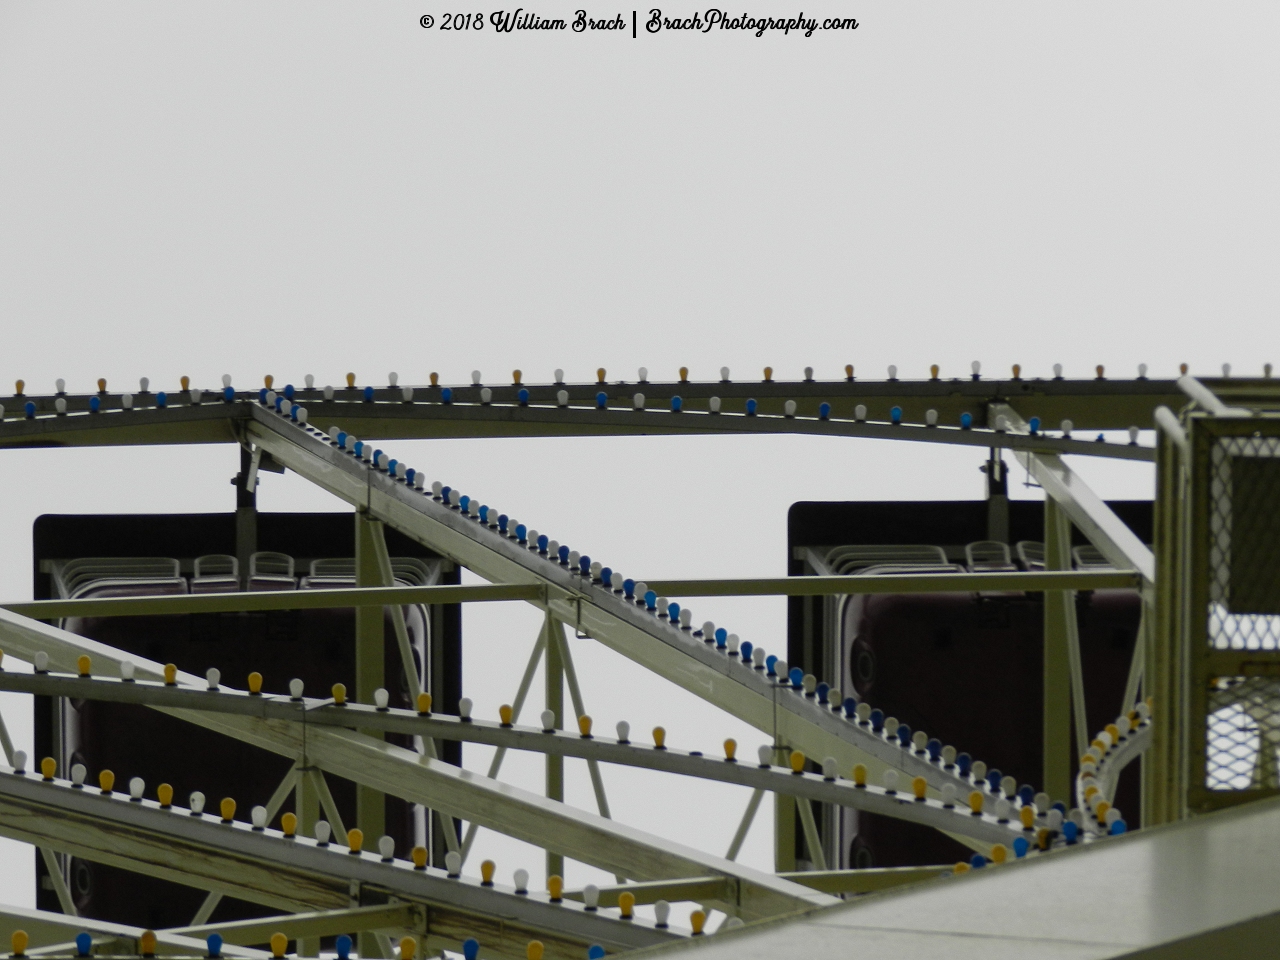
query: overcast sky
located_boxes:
[0,0,1274,934]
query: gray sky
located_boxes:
[0,0,1272,928]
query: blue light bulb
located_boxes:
[458,494,470,512]
[596,392,607,409]
[713,627,727,646]
[668,602,680,623]
[223,386,235,402]
[927,738,942,761]
[259,388,268,404]
[353,440,364,458]
[337,431,347,448]
[518,388,529,405]
[600,566,612,585]
[970,853,986,869]
[336,935,354,960]
[765,654,778,677]
[960,412,973,429]
[499,514,510,533]
[206,933,223,958]
[890,405,902,424]
[156,391,168,408]
[870,709,884,732]
[1013,836,1029,858]
[789,667,803,690]
[579,555,591,575]
[1052,801,1067,815]
[557,544,570,565]
[284,384,295,400]
[1029,416,1041,434]
[671,395,682,412]
[363,386,374,401]
[462,940,479,960]
[745,398,757,415]
[987,769,1002,792]
[1063,821,1079,844]
[1110,819,1127,835]
[440,484,451,501]
[588,947,606,960]
[843,697,858,718]
[477,505,488,522]
[76,933,92,957]
[623,578,635,598]
[537,534,549,553]
[89,396,100,412]
[739,640,753,661]
[897,724,912,747]
[816,682,830,704]
[274,396,284,412]
[441,387,453,403]
[644,590,657,610]
[24,401,35,418]
[405,468,416,484]
[957,752,971,775]
[290,404,299,420]
[1019,785,1035,806]
[819,402,831,420]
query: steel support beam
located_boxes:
[0,905,266,958]
[543,613,565,880]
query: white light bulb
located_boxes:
[1060,419,1073,437]
[374,688,390,709]
[206,668,220,690]
[305,374,315,388]
[129,777,145,800]
[54,397,66,413]
[822,757,838,779]
[513,868,529,893]
[55,379,65,393]
[679,608,692,628]
[583,884,600,909]
[541,709,556,731]
[727,634,740,655]
[757,744,773,766]
[1034,792,1050,814]
[804,366,814,380]
[388,372,399,387]
[971,760,987,782]
[720,366,730,380]
[1137,364,1147,378]
[1222,363,1232,378]
[480,387,491,403]
[458,697,473,720]
[633,393,645,410]
[189,791,205,814]
[941,745,957,765]
[379,835,396,859]
[296,407,308,424]
[616,720,630,742]
[323,385,334,399]
[289,678,304,700]
[120,660,134,681]
[71,764,87,785]
[1046,809,1063,831]
[445,850,461,875]
[557,390,569,406]
[432,481,443,498]
[33,651,48,672]
[854,404,867,421]
[11,750,26,774]
[971,361,981,376]
[774,659,787,680]
[1129,426,1140,444]
[882,769,898,790]
[709,396,721,413]
[701,621,715,637]
[252,805,268,828]
[327,426,340,441]
[589,561,602,579]
[995,799,1011,821]
[941,784,957,806]
[656,597,669,615]
[121,393,133,409]
[1053,363,1063,378]
[471,370,482,385]
[554,369,564,384]
[753,647,766,667]
[414,473,426,490]
[637,367,648,381]
[883,717,899,738]
[653,900,671,927]
[633,581,647,598]
[191,388,203,404]
[139,377,149,392]
[887,365,897,379]
[315,820,331,843]
[221,374,232,388]
[926,409,937,425]
[784,400,797,416]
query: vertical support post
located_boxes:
[294,769,320,959]
[544,613,565,880]
[353,512,385,959]
[234,445,257,588]
[1043,497,1074,802]
[773,747,797,872]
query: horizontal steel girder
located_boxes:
[0,393,1156,459]
[0,904,266,958]
[0,673,1032,848]
[0,607,831,921]
[0,766,679,957]
[243,405,1050,804]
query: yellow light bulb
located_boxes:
[1012,364,1022,378]
[264,375,274,389]
[99,770,115,793]
[332,683,346,705]
[789,750,806,775]
[399,937,416,960]
[416,691,431,714]
[990,844,1007,864]
[181,376,190,391]
[1105,724,1120,741]
[953,862,970,874]
[844,364,854,379]
[578,715,593,737]
[281,812,297,837]
[163,663,177,685]
[969,791,984,815]
[220,798,236,822]
[248,672,263,694]
[480,859,496,885]
[912,776,927,800]
[1096,365,1105,379]
[723,738,737,761]
[1095,801,1111,823]
[690,910,707,935]
[97,378,107,392]
[13,381,23,396]
[512,369,522,385]
[596,368,606,383]
[852,764,867,787]
[157,783,173,808]
[930,364,939,379]
[652,726,666,749]
[499,704,514,726]
[526,941,544,960]
[1020,805,1036,830]
[548,874,563,901]
[618,891,635,918]
[1179,363,1188,375]
[346,373,357,388]
[763,366,773,381]
[11,931,28,957]
[411,846,428,869]
[429,372,439,387]
[679,366,689,382]
[140,931,157,957]
[1037,828,1051,850]
[40,757,56,780]
[77,655,91,677]
[348,828,364,853]
[270,932,287,958]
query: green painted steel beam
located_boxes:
[641,570,1141,598]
